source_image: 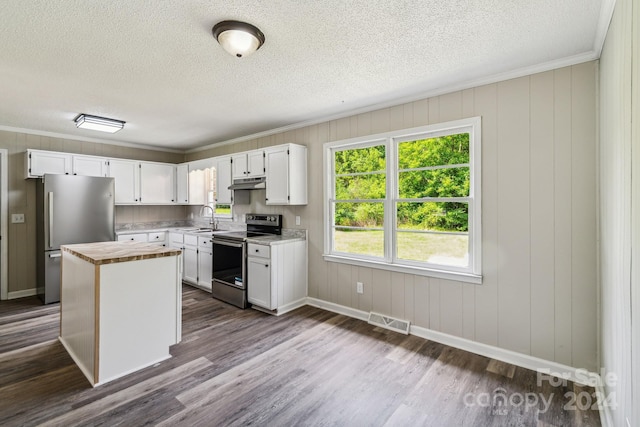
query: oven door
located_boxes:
[212,239,246,289]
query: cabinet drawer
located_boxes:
[117,233,147,242]
[169,232,184,245]
[184,234,198,247]
[248,243,270,258]
[148,232,166,244]
[198,236,213,249]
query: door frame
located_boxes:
[0,149,7,300]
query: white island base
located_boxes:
[60,241,182,387]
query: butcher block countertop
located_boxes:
[61,241,181,265]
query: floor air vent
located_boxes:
[367,312,410,335]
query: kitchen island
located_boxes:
[60,241,182,387]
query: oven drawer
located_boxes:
[248,243,270,259]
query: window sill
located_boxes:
[323,254,482,285]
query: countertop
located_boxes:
[62,241,181,265]
[116,226,307,245]
[245,234,306,245]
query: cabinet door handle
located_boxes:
[264,264,268,268]
[255,249,259,253]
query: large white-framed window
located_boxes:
[323,117,482,284]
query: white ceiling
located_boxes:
[0,0,614,152]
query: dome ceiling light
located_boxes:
[212,20,265,58]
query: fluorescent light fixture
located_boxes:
[74,114,125,133]
[212,20,265,58]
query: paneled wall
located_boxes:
[0,131,185,295]
[188,61,598,371]
[599,0,637,424]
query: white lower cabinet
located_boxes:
[247,240,307,314]
[248,249,272,309]
[148,232,167,246]
[197,236,213,292]
[117,233,147,242]
[117,231,166,245]
[182,234,198,285]
[169,231,212,292]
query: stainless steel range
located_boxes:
[211,214,282,308]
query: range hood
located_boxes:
[228,176,266,190]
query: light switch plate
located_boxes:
[295,216,301,225]
[12,213,25,223]
[356,281,364,294]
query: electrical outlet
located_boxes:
[356,281,363,294]
[11,213,25,223]
[295,215,301,225]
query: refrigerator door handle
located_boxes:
[48,191,53,249]
[49,253,61,258]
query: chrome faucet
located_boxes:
[200,205,216,229]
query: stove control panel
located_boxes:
[246,214,282,227]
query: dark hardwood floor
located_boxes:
[0,286,601,426]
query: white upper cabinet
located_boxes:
[26,150,72,177]
[216,156,233,205]
[108,159,140,204]
[265,144,307,205]
[26,149,107,178]
[176,164,189,204]
[109,160,176,205]
[140,162,176,204]
[72,155,108,177]
[26,149,180,205]
[248,150,265,177]
[231,153,246,179]
[232,150,265,179]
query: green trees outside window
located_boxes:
[331,132,471,267]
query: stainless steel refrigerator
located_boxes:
[36,174,115,304]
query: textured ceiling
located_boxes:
[0,0,613,151]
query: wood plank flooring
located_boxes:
[0,286,601,426]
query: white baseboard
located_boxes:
[305,297,600,387]
[275,298,307,316]
[8,288,37,299]
[307,297,369,321]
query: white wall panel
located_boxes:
[496,77,532,356]
[403,274,415,325]
[413,276,430,329]
[371,269,391,315]
[370,108,390,135]
[438,91,463,123]
[412,98,428,127]
[553,67,574,366]
[570,61,598,371]
[391,271,405,319]
[529,70,556,362]
[439,280,463,337]
[429,279,441,331]
[356,266,373,312]
[473,83,500,347]
[336,263,352,308]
